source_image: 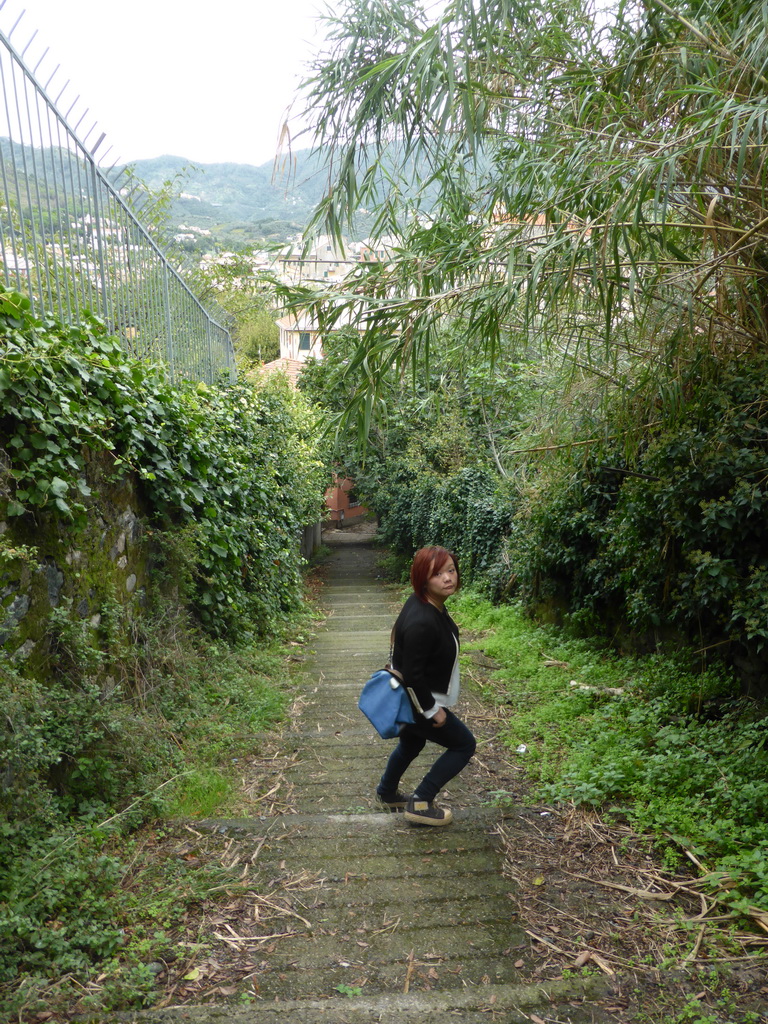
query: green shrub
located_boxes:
[0,620,299,1016]
[0,831,124,982]
[504,354,768,690]
[377,466,514,591]
[1,291,321,1014]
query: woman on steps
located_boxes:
[376,546,476,826]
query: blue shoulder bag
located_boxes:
[358,668,415,739]
[357,627,416,739]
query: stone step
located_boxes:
[313,635,392,645]
[242,954,525,1000]
[279,785,484,803]
[249,919,523,968]
[288,869,516,907]
[108,975,613,1023]
[198,812,501,851]
[300,675,381,687]
[320,611,394,623]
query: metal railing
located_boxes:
[0,6,235,384]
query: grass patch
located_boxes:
[164,768,235,818]
[455,590,768,928]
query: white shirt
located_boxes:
[423,637,460,718]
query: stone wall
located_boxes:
[300,522,323,561]
[0,452,152,684]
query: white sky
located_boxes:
[1,0,329,167]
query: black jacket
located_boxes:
[392,593,459,715]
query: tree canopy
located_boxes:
[288,0,768,434]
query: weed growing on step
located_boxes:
[335,983,364,997]
[454,590,768,941]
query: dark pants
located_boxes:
[377,710,476,803]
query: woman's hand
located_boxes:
[432,708,448,727]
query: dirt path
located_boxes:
[109,530,766,1023]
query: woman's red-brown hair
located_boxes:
[410,546,460,602]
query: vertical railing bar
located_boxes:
[139,242,155,361]
[174,290,183,377]
[87,153,111,326]
[191,291,199,380]
[112,196,128,351]
[0,56,22,291]
[122,198,138,349]
[12,56,46,311]
[208,320,214,382]
[144,239,156,360]
[102,188,119,337]
[207,309,214,383]
[22,63,54,311]
[162,263,175,382]
[155,257,165,360]
[154,258,166,364]
[134,236,147,358]
[149,253,160,362]
[41,101,69,322]
[118,209,132,353]
[68,138,92,313]
[57,132,86,320]
[54,135,81,322]
[49,106,76,323]
[125,218,143,357]
[76,139,102,317]
[99,165,119,331]
[0,162,12,291]
[105,188,127,337]
[135,235,147,358]
[34,81,61,313]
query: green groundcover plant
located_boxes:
[455,590,768,924]
[0,613,305,1018]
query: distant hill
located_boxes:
[0,137,443,253]
[120,150,375,250]
[121,146,456,252]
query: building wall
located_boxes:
[325,476,368,523]
[275,315,322,362]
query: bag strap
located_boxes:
[386,625,404,683]
[387,623,425,714]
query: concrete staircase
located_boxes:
[110,533,615,1023]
